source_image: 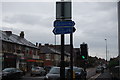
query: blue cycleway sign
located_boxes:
[53,27,76,35]
[54,20,75,27]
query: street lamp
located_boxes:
[105,39,107,61]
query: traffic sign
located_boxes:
[54,20,75,27]
[53,27,76,35]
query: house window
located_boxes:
[46,54,51,60]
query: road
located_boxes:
[20,67,98,80]
[95,69,112,80]
[21,76,44,80]
[86,67,98,79]
[21,75,45,80]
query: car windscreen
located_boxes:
[49,67,60,74]
[77,68,82,72]
[73,68,78,72]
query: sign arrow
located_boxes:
[53,27,76,35]
[54,20,75,27]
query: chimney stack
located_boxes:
[36,42,38,47]
[20,31,24,38]
[45,43,49,46]
[5,31,12,36]
[39,43,41,47]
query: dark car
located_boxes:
[30,67,46,76]
[110,66,120,80]
[45,67,70,80]
[0,71,2,80]
[44,66,52,74]
[73,67,86,80]
[2,68,24,80]
[96,66,104,73]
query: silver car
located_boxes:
[31,67,46,76]
[45,67,70,80]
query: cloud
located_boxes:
[1,2,118,59]
[2,0,119,2]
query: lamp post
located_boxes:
[105,39,107,62]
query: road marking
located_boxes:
[88,73,101,80]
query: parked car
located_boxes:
[44,66,52,74]
[45,67,70,80]
[96,66,104,73]
[30,67,46,76]
[0,71,2,80]
[2,68,24,80]
[102,64,107,69]
[73,67,86,80]
[110,66,120,80]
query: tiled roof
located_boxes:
[0,30,37,48]
[40,46,70,56]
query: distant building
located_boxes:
[39,44,70,66]
[0,30,42,72]
[73,48,80,66]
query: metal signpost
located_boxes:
[53,0,75,80]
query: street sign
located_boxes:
[54,20,75,27]
[56,2,71,20]
[53,27,76,35]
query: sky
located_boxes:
[1,0,119,60]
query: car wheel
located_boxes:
[31,74,33,76]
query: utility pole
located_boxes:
[105,39,107,62]
[118,1,120,68]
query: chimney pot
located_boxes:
[20,31,24,38]
[36,42,38,47]
[39,43,41,47]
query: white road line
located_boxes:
[88,73,101,80]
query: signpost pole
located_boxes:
[60,34,65,80]
[70,33,73,80]
[60,0,65,80]
[55,0,74,80]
